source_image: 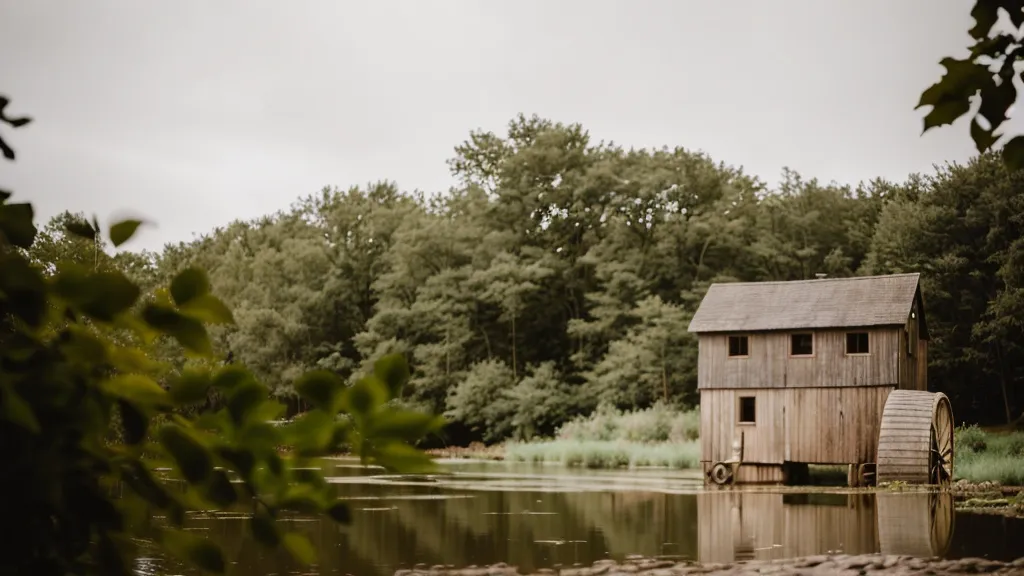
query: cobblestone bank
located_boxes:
[952,480,1024,518]
[396,554,1024,576]
[952,479,1020,496]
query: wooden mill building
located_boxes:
[687,272,953,486]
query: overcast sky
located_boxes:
[0,0,1007,253]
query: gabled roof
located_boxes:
[687,273,926,335]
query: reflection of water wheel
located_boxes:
[876,492,955,557]
[876,390,954,485]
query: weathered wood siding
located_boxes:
[701,389,786,465]
[700,387,893,465]
[900,301,919,390]
[697,328,900,389]
[701,462,786,484]
[786,386,892,464]
[916,339,928,390]
[697,492,878,563]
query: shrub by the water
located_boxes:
[504,402,701,470]
[0,99,442,576]
[954,425,1024,485]
[556,401,699,444]
[505,439,700,470]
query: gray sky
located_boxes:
[0,0,1005,253]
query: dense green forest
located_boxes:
[28,114,1024,442]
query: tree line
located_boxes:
[28,114,1024,442]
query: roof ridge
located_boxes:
[708,272,920,288]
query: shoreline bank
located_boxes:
[418,451,1024,517]
[426,443,506,461]
[395,554,1024,575]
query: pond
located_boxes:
[139,458,1024,576]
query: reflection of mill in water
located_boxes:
[698,490,955,564]
[730,501,756,561]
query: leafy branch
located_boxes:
[918,1,1024,168]
[0,95,32,161]
[0,95,444,575]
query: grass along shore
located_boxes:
[503,403,699,469]
[429,403,1024,485]
[954,424,1024,485]
[431,403,701,470]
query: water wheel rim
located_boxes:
[930,396,954,485]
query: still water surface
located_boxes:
[142,458,1024,576]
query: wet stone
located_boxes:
[844,559,872,570]
[793,555,828,568]
[973,559,1008,573]
[883,556,903,569]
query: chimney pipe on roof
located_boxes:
[815,273,827,279]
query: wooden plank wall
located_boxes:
[786,386,892,464]
[697,492,878,563]
[701,389,786,465]
[701,462,786,484]
[700,387,893,465]
[916,339,928,391]
[900,303,920,390]
[698,328,900,390]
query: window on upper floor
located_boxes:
[728,335,749,357]
[846,332,870,355]
[791,333,813,356]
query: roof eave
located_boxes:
[689,322,909,335]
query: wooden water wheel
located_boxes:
[876,492,955,557]
[876,390,954,485]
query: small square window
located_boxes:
[846,332,869,354]
[739,396,756,423]
[791,333,813,356]
[728,335,749,357]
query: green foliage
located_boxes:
[0,100,442,575]
[109,219,145,248]
[919,1,1024,169]
[505,403,701,469]
[444,359,517,443]
[957,423,990,453]
[954,425,1024,485]
[556,402,700,444]
[863,153,1024,424]
[13,99,1024,446]
[584,296,697,409]
[0,209,441,573]
[504,439,700,470]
